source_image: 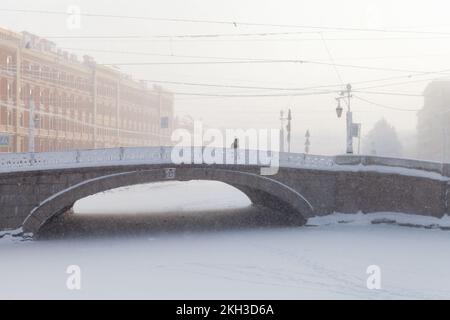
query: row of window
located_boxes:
[1,79,162,119]
[0,108,162,134]
[22,61,92,92]
[21,61,153,101]
[0,50,172,104]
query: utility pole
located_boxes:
[92,66,97,149]
[15,47,21,152]
[305,129,310,154]
[357,123,362,155]
[280,109,292,153]
[279,110,285,152]
[286,108,292,153]
[158,92,162,147]
[116,78,121,146]
[335,84,357,154]
[28,90,35,153]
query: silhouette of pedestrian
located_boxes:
[232,138,239,150]
[231,137,239,163]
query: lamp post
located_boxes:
[335,84,354,154]
[28,89,41,153]
[280,109,292,153]
[305,129,310,154]
[28,89,35,153]
[286,109,292,153]
[279,110,285,152]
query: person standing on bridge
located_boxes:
[231,137,239,150]
[231,137,239,163]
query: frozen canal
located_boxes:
[1,181,450,299]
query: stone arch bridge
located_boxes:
[0,147,448,237]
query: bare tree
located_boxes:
[363,118,403,157]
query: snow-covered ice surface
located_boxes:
[1,181,450,300]
[308,212,450,230]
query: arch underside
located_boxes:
[22,167,314,236]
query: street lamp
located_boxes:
[335,98,343,118]
[279,109,293,153]
[286,109,292,153]
[279,110,285,152]
[304,129,310,154]
[335,83,355,154]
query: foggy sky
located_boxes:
[2,0,450,154]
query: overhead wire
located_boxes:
[4,8,450,36]
[353,95,421,112]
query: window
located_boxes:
[28,87,33,105]
[6,83,12,101]
[34,115,40,129]
[6,56,12,73]
[27,64,32,73]
[42,66,49,80]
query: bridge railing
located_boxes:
[279,152,335,168]
[334,154,450,177]
[0,147,337,172]
[0,147,448,177]
[0,147,173,172]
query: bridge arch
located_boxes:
[22,167,314,236]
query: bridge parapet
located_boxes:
[0,147,448,178]
[334,155,450,177]
[279,152,335,168]
[0,147,173,172]
[0,147,337,173]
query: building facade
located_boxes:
[0,27,174,153]
[417,80,450,162]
